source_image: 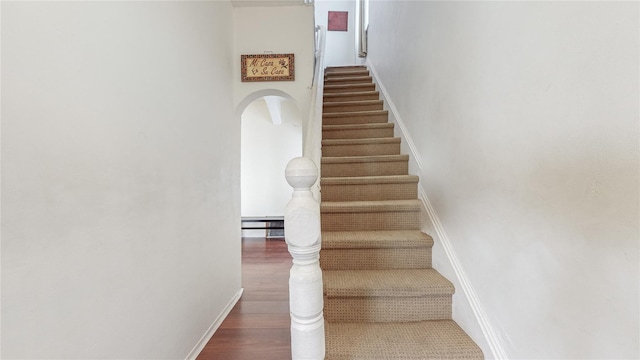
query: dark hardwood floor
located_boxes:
[197,237,292,360]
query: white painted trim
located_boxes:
[366,61,423,170]
[366,59,507,359]
[185,288,244,360]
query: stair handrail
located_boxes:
[285,157,325,360]
[303,25,326,200]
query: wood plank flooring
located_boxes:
[197,237,292,360]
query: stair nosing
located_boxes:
[324,91,379,98]
[325,65,367,70]
[321,199,421,214]
[325,70,369,74]
[323,99,383,107]
[322,137,401,146]
[321,154,409,164]
[323,123,394,131]
[325,75,372,81]
[322,230,433,249]
[323,82,374,87]
[320,174,419,185]
[322,110,387,117]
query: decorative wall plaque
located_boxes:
[241,54,295,82]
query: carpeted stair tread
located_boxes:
[325,69,369,75]
[322,137,400,146]
[325,321,484,359]
[324,70,371,82]
[324,91,379,102]
[321,199,421,213]
[323,111,389,125]
[325,70,370,79]
[325,75,373,84]
[322,137,401,157]
[321,175,419,201]
[325,65,367,72]
[321,155,409,178]
[321,231,433,270]
[320,235,432,270]
[321,211,420,231]
[323,100,383,107]
[323,122,392,131]
[323,269,454,297]
[323,109,388,118]
[323,100,384,113]
[322,123,395,140]
[324,83,376,94]
[322,154,409,164]
[321,174,418,185]
[322,230,433,249]
[326,65,367,69]
[322,110,389,116]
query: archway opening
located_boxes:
[239,93,302,237]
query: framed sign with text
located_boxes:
[241,54,295,82]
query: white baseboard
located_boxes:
[185,288,244,360]
[365,62,423,172]
[366,59,507,360]
[418,188,508,359]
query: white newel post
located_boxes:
[284,157,325,360]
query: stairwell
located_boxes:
[320,66,484,359]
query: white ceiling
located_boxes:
[231,0,309,8]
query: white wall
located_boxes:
[1,2,241,358]
[233,4,314,220]
[241,98,302,217]
[315,0,357,67]
[233,5,315,117]
[366,1,639,359]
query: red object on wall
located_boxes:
[328,11,348,31]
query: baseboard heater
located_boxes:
[241,216,285,238]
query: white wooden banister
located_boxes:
[284,157,325,360]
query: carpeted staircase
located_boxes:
[320,66,484,359]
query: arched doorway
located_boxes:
[238,90,302,237]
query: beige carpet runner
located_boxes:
[321,66,484,359]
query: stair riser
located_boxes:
[322,143,400,157]
[320,248,432,270]
[324,84,376,93]
[321,161,408,177]
[325,321,484,359]
[322,127,394,140]
[321,183,418,202]
[321,211,420,231]
[326,66,367,73]
[325,71,370,78]
[323,102,384,113]
[325,77,373,84]
[324,296,452,322]
[324,93,379,102]
[323,113,388,125]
